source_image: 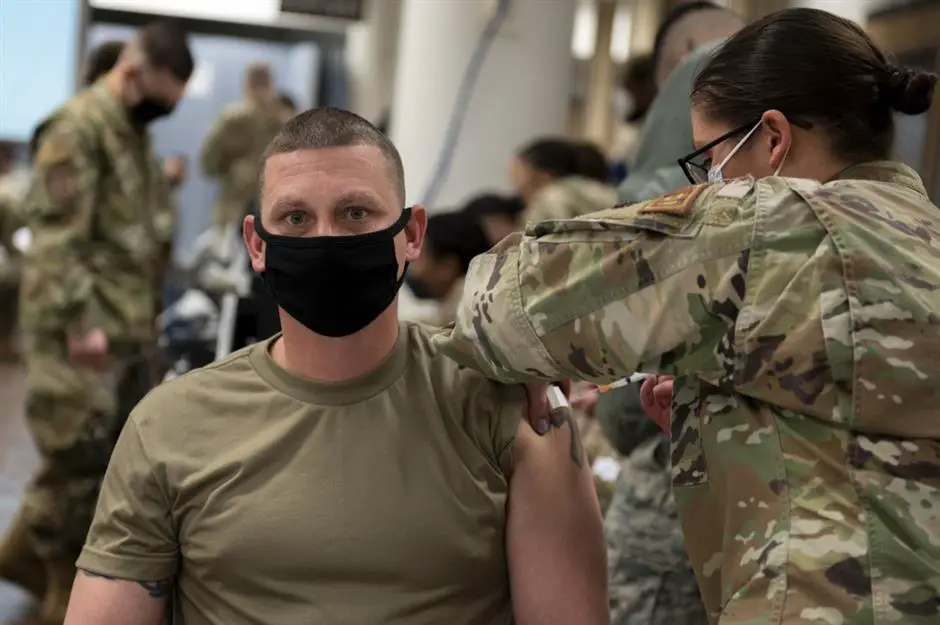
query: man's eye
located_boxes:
[286,212,305,226]
[345,207,367,221]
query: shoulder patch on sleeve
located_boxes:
[638,183,709,216]
[34,131,75,169]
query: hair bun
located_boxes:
[885,66,938,115]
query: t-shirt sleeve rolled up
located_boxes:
[76,417,179,581]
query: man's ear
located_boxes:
[404,204,428,263]
[243,215,266,273]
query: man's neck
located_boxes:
[273,304,401,382]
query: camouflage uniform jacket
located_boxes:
[523,175,618,225]
[435,161,940,624]
[20,79,169,344]
[201,102,283,230]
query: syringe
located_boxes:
[597,372,650,393]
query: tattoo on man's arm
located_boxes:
[81,570,173,598]
[549,408,583,468]
[138,579,173,598]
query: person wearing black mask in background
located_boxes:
[0,21,193,622]
[406,210,491,327]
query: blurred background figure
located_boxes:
[201,62,285,234]
[461,192,526,246]
[608,53,656,182]
[82,40,125,87]
[1,19,194,623]
[277,92,298,122]
[617,1,744,205]
[406,209,490,327]
[511,137,617,224]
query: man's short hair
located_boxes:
[85,40,125,86]
[261,107,406,204]
[139,19,195,82]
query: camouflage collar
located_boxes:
[88,78,145,143]
[834,161,927,197]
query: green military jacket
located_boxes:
[201,102,283,230]
[523,176,618,225]
[435,162,940,624]
[21,79,170,343]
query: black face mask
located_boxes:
[405,274,436,300]
[254,208,412,338]
[129,98,174,126]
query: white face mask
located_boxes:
[707,121,789,183]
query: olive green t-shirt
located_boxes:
[77,322,526,625]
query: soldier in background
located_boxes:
[84,37,188,295]
[201,63,285,233]
[461,192,525,246]
[0,21,193,623]
[405,209,491,328]
[616,2,743,205]
[83,40,126,87]
[278,92,298,121]
[511,138,617,225]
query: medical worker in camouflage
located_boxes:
[0,21,193,624]
[511,138,617,225]
[436,8,940,625]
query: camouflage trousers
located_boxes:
[605,439,709,625]
[19,341,155,561]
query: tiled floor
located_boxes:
[0,363,42,623]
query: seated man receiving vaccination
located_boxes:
[63,107,609,625]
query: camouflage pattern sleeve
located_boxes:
[433,181,758,384]
[20,120,99,333]
[200,107,255,178]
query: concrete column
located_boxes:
[629,0,665,54]
[389,0,578,209]
[583,0,617,149]
[345,0,403,124]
